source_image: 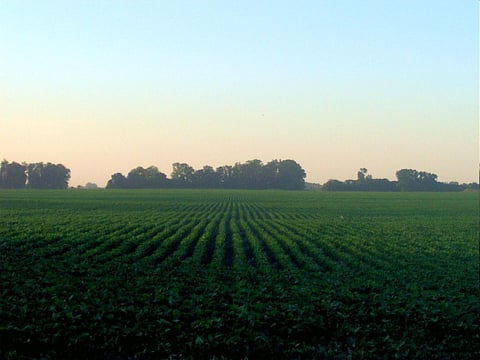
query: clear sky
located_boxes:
[1,1,478,187]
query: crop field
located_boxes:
[0,190,479,359]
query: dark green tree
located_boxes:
[263,160,280,189]
[106,173,128,189]
[357,168,368,182]
[216,165,233,188]
[0,160,27,189]
[275,159,306,190]
[238,159,265,189]
[125,166,168,188]
[322,179,346,191]
[126,167,148,188]
[44,163,71,189]
[26,163,70,189]
[171,163,195,188]
[194,165,220,188]
[145,166,168,188]
[26,163,42,189]
[106,159,309,190]
[396,169,438,191]
[323,169,396,192]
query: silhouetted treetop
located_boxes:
[322,168,476,192]
[0,160,70,189]
[106,159,306,190]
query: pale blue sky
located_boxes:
[1,1,478,186]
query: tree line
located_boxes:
[106,159,307,190]
[2,158,477,192]
[322,168,478,192]
[0,160,71,189]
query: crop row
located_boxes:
[2,197,476,284]
[1,190,478,359]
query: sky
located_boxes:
[1,0,478,187]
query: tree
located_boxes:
[26,162,70,189]
[144,166,168,188]
[106,159,309,190]
[263,160,280,189]
[364,178,397,191]
[171,163,194,188]
[126,167,148,188]
[194,165,220,188]
[275,159,306,190]
[85,182,98,189]
[236,159,265,189]
[77,182,99,189]
[357,168,368,182]
[323,168,397,191]
[322,179,346,191]
[44,163,70,189]
[106,173,128,189]
[124,166,168,188]
[216,165,233,188]
[26,163,43,189]
[0,160,27,189]
[396,169,438,191]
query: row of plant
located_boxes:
[1,190,478,358]
[2,192,477,285]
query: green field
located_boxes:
[0,190,478,359]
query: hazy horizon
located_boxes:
[1,1,478,187]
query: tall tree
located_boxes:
[106,159,309,190]
[263,160,280,189]
[322,179,346,191]
[44,163,71,189]
[275,159,306,190]
[171,163,194,188]
[145,166,168,188]
[239,159,265,189]
[125,166,168,188]
[127,167,148,188]
[0,160,27,189]
[194,165,220,188]
[357,168,365,182]
[106,173,128,189]
[26,163,70,189]
[396,169,438,191]
[26,163,43,189]
[216,165,233,188]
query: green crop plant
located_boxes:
[0,190,478,358]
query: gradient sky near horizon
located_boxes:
[1,1,478,187]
